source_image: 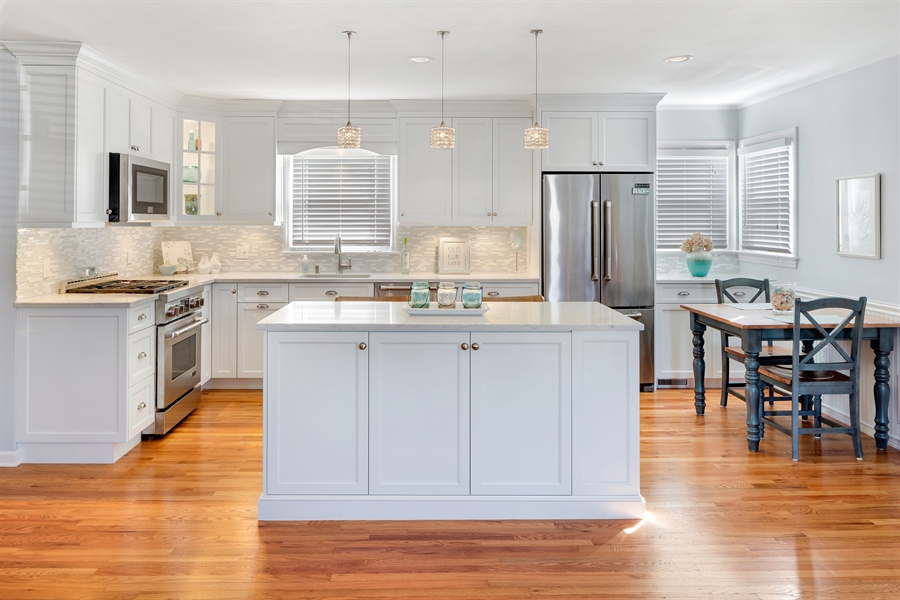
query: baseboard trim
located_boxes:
[819,405,900,450]
[0,449,21,467]
[203,378,263,390]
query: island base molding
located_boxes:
[258,494,646,521]
[17,435,141,464]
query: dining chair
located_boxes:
[758,296,867,461]
[716,278,793,408]
[334,296,409,302]
[483,295,544,302]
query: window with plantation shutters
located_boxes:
[656,150,729,250]
[287,151,395,250]
[738,132,795,255]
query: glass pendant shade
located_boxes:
[524,122,548,150]
[431,122,455,149]
[337,121,361,149]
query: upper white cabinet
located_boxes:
[401,116,533,226]
[221,115,277,222]
[398,117,453,224]
[541,110,656,172]
[108,83,175,163]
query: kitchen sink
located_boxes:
[298,273,371,278]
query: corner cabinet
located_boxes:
[540,110,656,172]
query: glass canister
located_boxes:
[462,282,482,309]
[771,281,796,315]
[437,282,457,308]
[409,282,430,309]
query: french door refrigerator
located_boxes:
[542,173,655,390]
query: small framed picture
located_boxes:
[836,173,880,259]
[438,237,470,274]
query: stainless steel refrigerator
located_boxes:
[542,173,655,390]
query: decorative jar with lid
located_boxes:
[462,282,482,309]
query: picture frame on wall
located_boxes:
[438,237,470,274]
[836,173,881,259]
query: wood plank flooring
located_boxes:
[1,389,898,599]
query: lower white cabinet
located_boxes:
[289,283,374,300]
[126,375,155,440]
[482,282,540,298]
[237,301,288,378]
[200,285,211,384]
[266,332,369,495]
[470,332,572,495]
[369,332,470,495]
[211,284,238,378]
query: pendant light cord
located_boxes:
[532,29,542,125]
[441,32,445,122]
[346,31,352,123]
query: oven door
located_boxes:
[157,315,207,409]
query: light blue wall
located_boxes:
[657,108,737,142]
[738,55,900,306]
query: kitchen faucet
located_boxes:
[335,234,352,274]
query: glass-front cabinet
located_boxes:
[177,114,221,221]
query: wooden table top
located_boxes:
[681,303,900,330]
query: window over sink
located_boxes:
[283,148,397,252]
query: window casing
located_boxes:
[656,143,733,251]
[284,149,396,252]
[738,129,797,258]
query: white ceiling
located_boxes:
[2,0,898,107]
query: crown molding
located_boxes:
[278,99,399,118]
[390,99,532,118]
[657,104,739,111]
[1,40,183,107]
[537,93,666,112]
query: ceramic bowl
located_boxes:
[158,264,178,276]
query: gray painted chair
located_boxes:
[758,296,867,461]
[715,278,793,408]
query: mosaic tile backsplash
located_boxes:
[17,225,528,300]
[656,251,740,276]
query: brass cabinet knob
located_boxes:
[137,352,147,359]
[359,342,367,350]
[461,343,469,350]
[471,343,480,351]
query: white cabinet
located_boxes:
[265,332,369,495]
[540,110,655,172]
[126,375,155,440]
[470,332,572,495]
[398,118,453,224]
[237,301,288,378]
[288,282,374,300]
[492,118,533,224]
[200,285,211,385]
[368,332,471,495]
[109,84,175,162]
[210,284,238,378]
[16,66,110,227]
[221,116,276,222]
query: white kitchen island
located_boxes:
[256,301,644,520]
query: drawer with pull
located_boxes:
[289,282,375,300]
[482,282,540,299]
[127,327,156,388]
[237,283,289,302]
[128,300,156,334]
[657,283,718,304]
[127,375,155,440]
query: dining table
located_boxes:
[681,302,900,452]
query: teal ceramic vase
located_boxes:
[686,251,712,277]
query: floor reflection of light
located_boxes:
[624,510,653,534]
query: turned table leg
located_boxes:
[690,313,707,416]
[872,331,894,451]
[743,330,763,452]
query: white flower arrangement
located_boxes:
[680,232,714,253]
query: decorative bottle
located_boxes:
[197,254,211,274]
[188,130,195,151]
[301,255,310,273]
[400,237,410,274]
[210,253,222,274]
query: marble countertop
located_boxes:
[15,271,539,307]
[256,301,643,332]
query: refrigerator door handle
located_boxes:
[590,200,600,282]
[604,200,612,281]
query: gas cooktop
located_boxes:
[67,279,189,294]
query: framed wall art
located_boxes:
[836,173,881,259]
[438,237,470,274]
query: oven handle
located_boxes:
[164,317,208,339]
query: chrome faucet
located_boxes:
[335,234,352,274]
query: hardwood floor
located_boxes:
[2,389,898,599]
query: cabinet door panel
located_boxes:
[74,69,109,224]
[540,112,597,172]
[222,116,276,221]
[108,85,132,155]
[152,105,175,165]
[599,111,654,172]
[492,118,533,225]
[131,95,153,156]
[451,118,493,224]
[200,286,211,384]
[266,332,368,495]
[237,302,288,378]
[369,332,470,495]
[398,118,452,224]
[126,376,155,440]
[471,332,572,495]
[210,284,237,378]
[654,303,722,387]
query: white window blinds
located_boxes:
[656,152,729,250]
[289,153,394,249]
[739,143,793,254]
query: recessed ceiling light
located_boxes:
[665,55,693,63]
[407,56,433,63]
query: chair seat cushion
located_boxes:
[758,365,851,386]
[725,346,794,362]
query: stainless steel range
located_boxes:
[65,274,207,434]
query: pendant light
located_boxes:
[524,29,548,150]
[337,30,361,148]
[430,31,455,149]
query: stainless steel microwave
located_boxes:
[108,153,170,224]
